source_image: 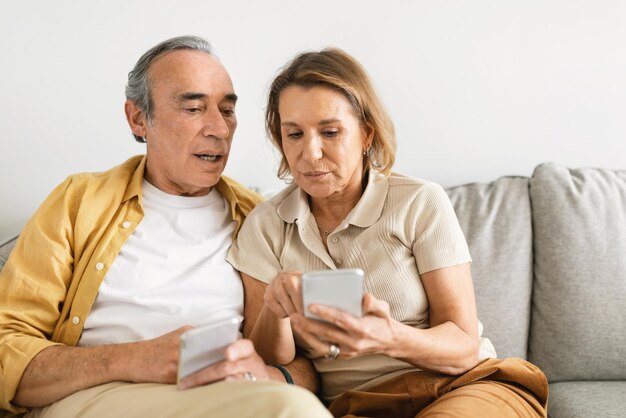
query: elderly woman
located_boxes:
[228,48,548,418]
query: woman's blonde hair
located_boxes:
[265,48,396,179]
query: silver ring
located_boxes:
[243,371,256,381]
[325,343,340,360]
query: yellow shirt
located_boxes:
[228,170,495,401]
[0,155,262,413]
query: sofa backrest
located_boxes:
[528,163,626,382]
[447,176,533,359]
[0,237,17,270]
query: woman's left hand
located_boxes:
[290,293,399,359]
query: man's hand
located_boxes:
[15,330,274,408]
[178,339,270,389]
[124,326,192,383]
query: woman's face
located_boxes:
[278,85,370,200]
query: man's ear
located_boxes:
[125,100,148,139]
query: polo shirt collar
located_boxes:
[277,185,310,224]
[346,170,389,228]
[276,170,389,228]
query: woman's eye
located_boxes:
[287,132,303,139]
[322,130,338,137]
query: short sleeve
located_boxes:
[410,183,472,274]
[227,201,286,284]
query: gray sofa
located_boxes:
[1,162,625,417]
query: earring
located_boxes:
[363,147,371,157]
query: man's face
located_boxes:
[129,49,237,196]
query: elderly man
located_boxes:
[0,36,330,418]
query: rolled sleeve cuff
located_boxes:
[1,337,62,413]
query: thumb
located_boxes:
[224,339,255,361]
[362,293,390,318]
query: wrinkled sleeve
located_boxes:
[410,183,472,275]
[227,202,285,285]
[0,177,76,413]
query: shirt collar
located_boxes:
[276,170,389,228]
[121,154,246,220]
[122,154,148,205]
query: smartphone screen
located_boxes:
[177,315,243,383]
[301,268,364,321]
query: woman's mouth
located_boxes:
[303,171,328,179]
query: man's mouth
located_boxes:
[195,154,221,162]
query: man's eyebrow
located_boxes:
[176,92,207,102]
[175,92,238,103]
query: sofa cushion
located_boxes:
[548,381,626,418]
[0,237,18,271]
[529,163,626,381]
[447,176,532,359]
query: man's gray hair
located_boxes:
[125,35,213,142]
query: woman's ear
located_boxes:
[124,100,147,139]
[361,122,375,152]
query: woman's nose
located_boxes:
[302,135,323,161]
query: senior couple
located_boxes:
[0,36,548,418]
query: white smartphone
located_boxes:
[301,268,364,321]
[177,315,243,384]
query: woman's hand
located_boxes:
[263,271,304,319]
[290,293,399,359]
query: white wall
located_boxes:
[1,0,625,242]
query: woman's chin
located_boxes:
[302,184,335,200]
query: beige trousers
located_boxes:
[24,380,331,418]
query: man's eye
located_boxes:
[221,108,235,116]
[185,107,203,113]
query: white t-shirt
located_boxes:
[79,180,242,346]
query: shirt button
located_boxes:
[95,262,104,271]
[122,221,131,229]
[336,259,342,265]
[72,316,80,325]
[331,237,338,243]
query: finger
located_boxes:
[362,293,390,318]
[224,339,255,362]
[291,316,355,354]
[308,304,362,332]
[180,352,252,389]
[292,324,334,358]
[267,273,300,316]
[178,357,231,389]
[281,273,304,315]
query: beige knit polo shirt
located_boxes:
[228,170,496,400]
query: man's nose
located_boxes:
[201,108,230,139]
